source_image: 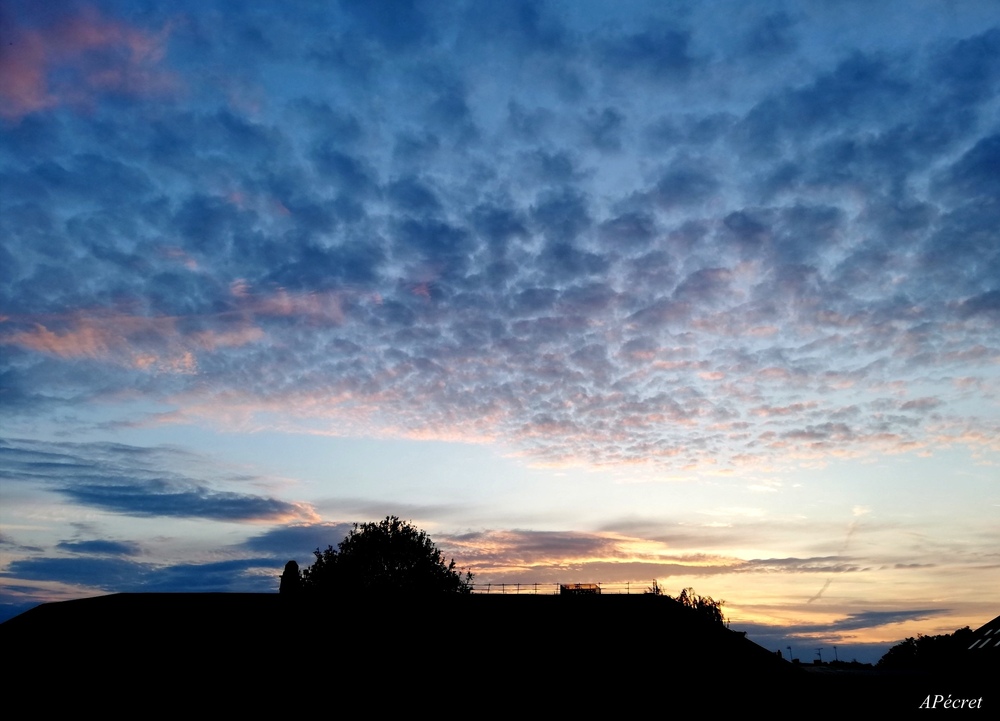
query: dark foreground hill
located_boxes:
[2,593,993,713]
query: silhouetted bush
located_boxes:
[300,515,472,595]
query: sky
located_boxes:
[1,0,998,663]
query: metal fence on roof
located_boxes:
[469,581,655,595]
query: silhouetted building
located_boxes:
[967,615,1000,656]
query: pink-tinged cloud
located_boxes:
[192,327,265,351]
[0,6,176,121]
[2,311,264,372]
[439,529,747,583]
[0,24,50,117]
[226,282,355,326]
[226,282,385,326]
[7,321,116,359]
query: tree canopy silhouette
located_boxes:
[300,515,472,595]
[675,587,726,625]
[647,583,727,626]
[877,626,974,670]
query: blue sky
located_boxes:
[1,0,998,661]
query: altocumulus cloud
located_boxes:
[1,2,998,471]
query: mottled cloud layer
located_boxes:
[3,1,997,476]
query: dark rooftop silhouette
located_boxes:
[3,592,994,712]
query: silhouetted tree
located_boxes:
[673,587,726,626]
[877,627,974,670]
[301,515,473,595]
[644,584,727,624]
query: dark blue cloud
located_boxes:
[338,0,434,51]
[938,134,1000,201]
[387,176,442,214]
[930,28,1000,104]
[531,189,591,243]
[0,438,315,523]
[921,198,1000,292]
[311,147,380,196]
[626,297,692,331]
[582,108,625,152]
[651,162,719,209]
[5,155,153,207]
[289,100,364,145]
[242,522,354,558]
[722,209,771,252]
[538,242,608,281]
[560,283,617,315]
[0,533,44,554]
[56,539,142,556]
[830,609,950,632]
[674,268,733,305]
[861,199,936,240]
[520,149,583,184]
[174,194,245,255]
[0,113,65,160]
[960,290,1000,318]
[736,52,910,157]
[267,240,385,290]
[207,110,280,159]
[459,0,568,55]
[772,204,844,264]
[1,555,281,593]
[686,112,736,146]
[506,102,553,141]
[60,483,305,522]
[471,203,529,248]
[742,11,797,59]
[511,287,558,316]
[601,25,698,82]
[140,558,281,592]
[2,557,150,590]
[395,218,473,278]
[392,130,441,165]
[408,63,479,142]
[598,212,655,250]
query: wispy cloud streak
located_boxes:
[0,438,317,523]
